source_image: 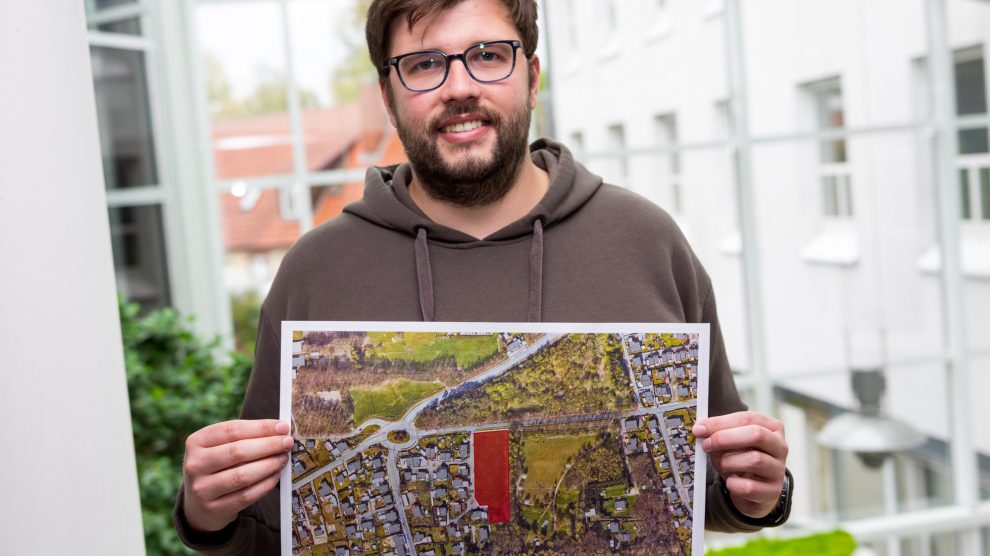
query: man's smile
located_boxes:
[434,111,494,143]
[440,119,486,133]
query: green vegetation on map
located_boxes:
[415,334,636,428]
[661,332,687,348]
[555,487,579,512]
[520,432,597,504]
[350,378,444,425]
[387,429,409,443]
[365,332,499,369]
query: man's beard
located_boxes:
[393,99,532,208]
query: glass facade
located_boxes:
[192,0,405,351]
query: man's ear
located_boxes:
[528,55,541,110]
[379,78,398,127]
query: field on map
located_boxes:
[366,332,499,369]
[349,378,444,425]
[291,331,506,436]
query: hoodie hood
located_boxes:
[343,138,603,244]
[342,138,603,322]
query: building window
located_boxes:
[90,47,159,190]
[607,123,628,181]
[87,2,173,310]
[655,113,682,213]
[955,46,989,156]
[809,77,853,218]
[955,47,990,223]
[108,205,171,308]
[959,166,990,221]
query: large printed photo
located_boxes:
[280,322,710,556]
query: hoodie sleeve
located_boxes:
[173,311,283,555]
[699,285,794,532]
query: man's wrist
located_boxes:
[174,488,239,547]
[718,469,793,528]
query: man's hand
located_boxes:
[182,419,294,532]
[693,411,788,519]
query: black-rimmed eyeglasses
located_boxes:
[383,40,522,92]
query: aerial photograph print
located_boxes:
[281,323,709,556]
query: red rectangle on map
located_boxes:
[473,429,510,523]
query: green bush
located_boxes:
[120,299,251,555]
[706,530,857,556]
[230,290,262,356]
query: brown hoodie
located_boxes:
[174,138,790,554]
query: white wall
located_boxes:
[0,2,146,554]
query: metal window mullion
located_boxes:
[581,122,931,161]
[86,31,153,51]
[105,186,165,207]
[214,167,369,193]
[924,1,982,555]
[141,0,189,316]
[955,113,990,130]
[178,0,235,344]
[278,0,313,232]
[723,0,771,413]
[86,3,146,26]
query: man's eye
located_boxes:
[473,51,501,63]
[404,57,442,74]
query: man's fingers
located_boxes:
[190,453,288,503]
[201,469,283,521]
[700,424,788,460]
[188,419,290,449]
[189,435,294,476]
[723,473,783,505]
[693,411,784,437]
[714,450,785,481]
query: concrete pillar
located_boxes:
[0,2,146,554]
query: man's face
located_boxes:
[381,0,541,207]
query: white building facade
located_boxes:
[545,1,989,554]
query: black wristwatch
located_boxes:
[718,468,793,528]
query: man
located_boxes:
[175,0,792,553]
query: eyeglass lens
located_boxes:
[397,42,516,91]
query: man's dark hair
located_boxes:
[366,0,539,82]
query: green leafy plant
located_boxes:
[230,290,262,355]
[120,299,251,555]
[706,530,857,556]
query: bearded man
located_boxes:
[174,1,792,553]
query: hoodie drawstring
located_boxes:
[528,219,544,322]
[413,220,545,323]
[414,227,435,322]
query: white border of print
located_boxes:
[279,321,710,555]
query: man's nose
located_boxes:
[440,56,481,101]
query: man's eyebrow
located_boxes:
[404,38,510,54]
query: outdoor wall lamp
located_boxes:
[816,368,926,469]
